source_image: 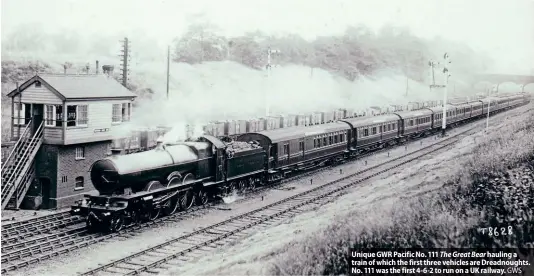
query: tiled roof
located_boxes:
[8,74,137,100]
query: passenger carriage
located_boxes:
[470,101,484,118]
[392,110,433,137]
[340,114,401,154]
[236,122,351,179]
[451,103,472,122]
[480,98,499,116]
[430,104,459,129]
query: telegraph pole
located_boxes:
[405,63,409,97]
[166,45,170,100]
[119,37,131,87]
[429,53,451,137]
[264,47,281,117]
[265,47,272,117]
[405,73,409,97]
[486,85,494,131]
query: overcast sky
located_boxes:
[2,0,533,74]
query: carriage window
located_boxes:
[379,125,382,133]
[317,139,322,147]
[283,144,289,155]
[314,139,317,148]
[364,129,369,136]
[340,134,344,142]
[329,136,333,145]
[323,137,327,145]
[372,127,377,135]
[334,135,338,143]
[299,141,304,151]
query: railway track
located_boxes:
[0,130,438,273]
[0,128,422,272]
[1,212,83,245]
[80,124,476,276]
[1,104,528,274]
[1,210,72,230]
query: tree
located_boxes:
[173,15,227,64]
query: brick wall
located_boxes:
[53,141,110,208]
[33,144,59,209]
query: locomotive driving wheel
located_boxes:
[162,195,180,216]
[163,182,180,216]
[179,190,195,210]
[143,180,164,221]
[150,206,161,221]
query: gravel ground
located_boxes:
[7,103,531,276]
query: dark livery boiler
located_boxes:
[71,92,531,232]
[90,143,206,195]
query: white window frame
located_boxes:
[45,105,56,126]
[75,146,85,160]
[14,103,26,125]
[76,105,88,126]
[112,104,122,123]
[66,105,88,127]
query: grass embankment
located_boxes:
[270,107,534,275]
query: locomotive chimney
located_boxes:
[96,60,99,74]
[64,64,67,75]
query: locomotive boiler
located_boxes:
[90,142,207,195]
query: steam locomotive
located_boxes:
[71,93,530,232]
